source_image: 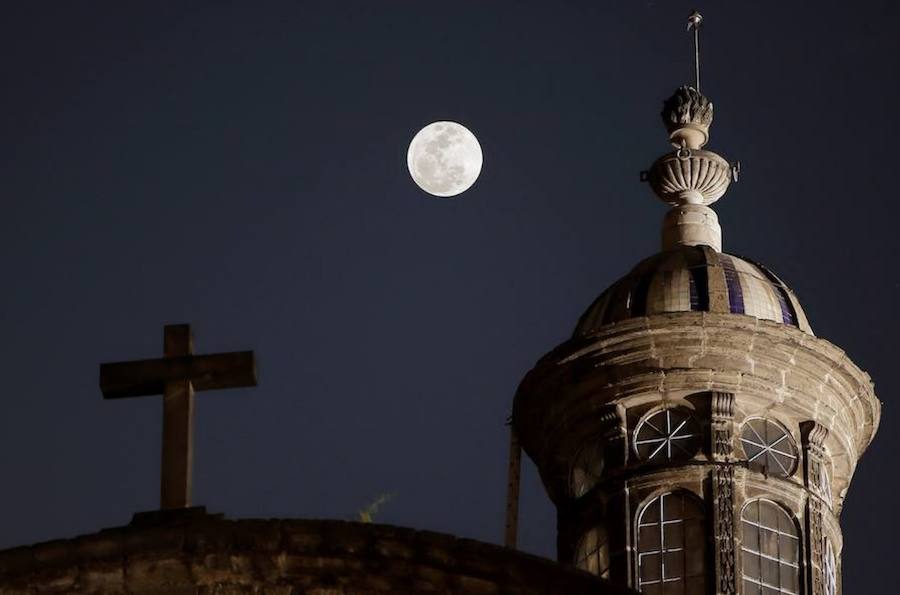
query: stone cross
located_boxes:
[100,324,257,509]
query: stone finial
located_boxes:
[662,86,714,149]
[647,150,731,207]
[646,86,733,252]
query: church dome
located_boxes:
[574,244,813,337]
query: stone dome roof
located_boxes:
[0,514,633,595]
[574,245,813,336]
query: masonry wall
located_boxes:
[0,515,634,595]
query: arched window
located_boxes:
[740,418,798,477]
[634,408,702,463]
[574,526,610,579]
[824,539,838,595]
[637,491,706,594]
[570,441,604,498]
[741,499,800,595]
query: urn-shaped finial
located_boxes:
[661,86,713,149]
[648,86,731,252]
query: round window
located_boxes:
[740,418,798,477]
[634,408,702,462]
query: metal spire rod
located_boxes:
[504,418,522,548]
[687,10,703,92]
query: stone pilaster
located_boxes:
[606,485,632,588]
[710,392,735,461]
[600,404,631,587]
[600,403,628,469]
[801,421,829,595]
[710,392,736,595]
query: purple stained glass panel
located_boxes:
[719,255,745,314]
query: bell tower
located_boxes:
[511,13,880,595]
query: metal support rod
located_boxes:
[688,10,703,92]
[694,25,701,92]
[504,422,522,548]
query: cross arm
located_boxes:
[100,351,257,399]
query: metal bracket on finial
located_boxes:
[687,10,703,92]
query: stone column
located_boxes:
[801,421,829,595]
[710,392,737,595]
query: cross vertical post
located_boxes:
[161,324,195,509]
[100,324,257,510]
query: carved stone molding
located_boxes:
[808,498,826,595]
[709,393,737,595]
[711,392,735,419]
[599,403,628,468]
[801,422,829,595]
[713,465,737,595]
[801,421,829,499]
[598,403,627,440]
[801,421,829,451]
[647,149,732,207]
[710,392,735,461]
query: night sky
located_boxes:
[1,2,897,592]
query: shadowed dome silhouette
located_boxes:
[574,245,813,337]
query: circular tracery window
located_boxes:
[633,408,701,462]
[740,418,798,477]
[570,442,604,498]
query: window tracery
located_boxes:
[634,408,701,463]
[574,526,610,578]
[740,499,800,595]
[740,418,798,477]
[637,491,706,594]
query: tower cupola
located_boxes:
[511,12,880,595]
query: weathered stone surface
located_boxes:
[0,517,634,595]
[513,311,879,592]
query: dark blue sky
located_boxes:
[0,2,896,592]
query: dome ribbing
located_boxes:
[574,245,813,337]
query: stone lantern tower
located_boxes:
[511,78,880,595]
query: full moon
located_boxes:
[407,121,483,197]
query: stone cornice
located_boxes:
[513,313,880,506]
